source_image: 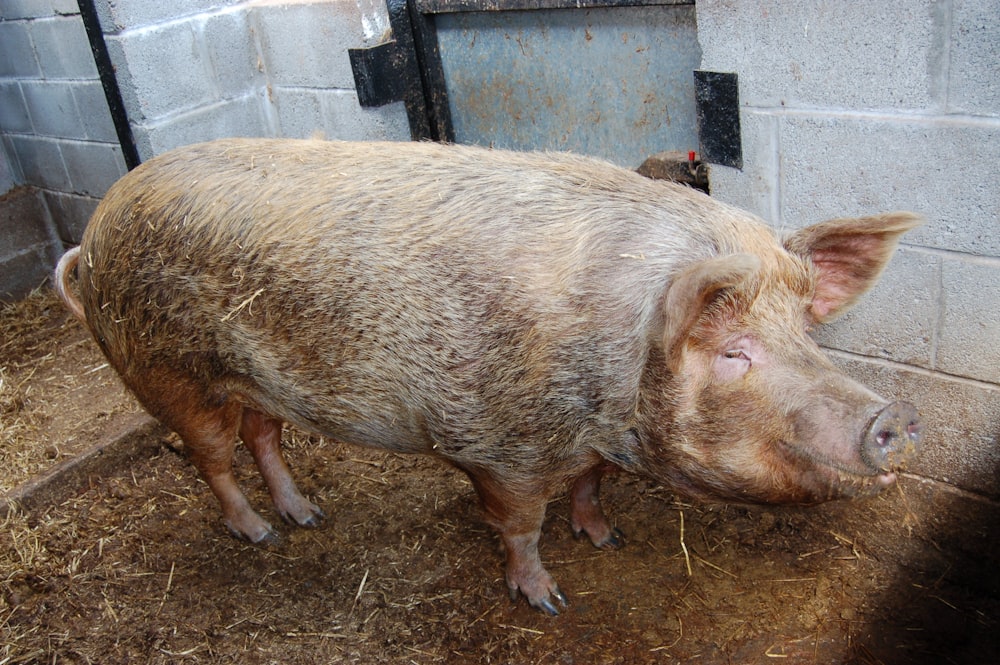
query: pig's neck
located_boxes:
[629,346,687,478]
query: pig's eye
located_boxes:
[714,347,752,381]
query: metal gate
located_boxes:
[350,0,707,168]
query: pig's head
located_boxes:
[637,212,923,504]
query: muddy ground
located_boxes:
[1,290,997,664]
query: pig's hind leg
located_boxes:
[464,468,568,615]
[167,399,279,544]
[134,369,287,543]
[569,464,624,550]
[238,409,325,528]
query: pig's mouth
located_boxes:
[776,440,901,501]
[831,466,898,498]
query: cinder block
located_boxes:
[21,81,86,139]
[60,140,127,198]
[270,87,410,142]
[948,0,1000,116]
[96,0,244,32]
[0,148,16,192]
[253,0,363,90]
[44,190,100,244]
[272,88,326,139]
[73,81,118,142]
[1,136,25,185]
[355,0,392,46]
[29,15,98,79]
[777,114,1000,257]
[7,135,71,190]
[0,186,50,253]
[105,23,215,122]
[52,0,79,16]
[133,93,270,158]
[0,1,36,20]
[319,90,411,142]
[0,246,56,301]
[695,0,936,111]
[0,0,77,21]
[202,8,264,101]
[0,183,61,299]
[936,258,1000,384]
[831,354,1000,498]
[704,109,780,223]
[812,248,938,369]
[0,82,32,133]
[0,21,41,78]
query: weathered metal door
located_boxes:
[351,0,702,168]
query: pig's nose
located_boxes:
[862,401,922,472]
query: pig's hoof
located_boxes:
[573,525,625,551]
[511,584,568,616]
[601,527,625,550]
[224,514,280,545]
[279,504,326,529]
[532,588,569,616]
[226,521,282,547]
[297,511,324,528]
[253,529,283,548]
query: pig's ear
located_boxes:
[783,212,922,322]
[661,254,760,366]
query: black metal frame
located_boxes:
[351,0,705,148]
[77,0,141,170]
[418,0,691,12]
[350,0,453,141]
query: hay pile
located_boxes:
[0,288,68,495]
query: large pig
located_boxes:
[55,138,922,614]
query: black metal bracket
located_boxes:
[349,0,453,142]
[350,41,407,108]
[694,70,742,169]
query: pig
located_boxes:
[54,138,922,615]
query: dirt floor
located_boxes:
[1,289,998,664]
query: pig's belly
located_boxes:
[269,388,440,456]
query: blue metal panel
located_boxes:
[436,5,701,167]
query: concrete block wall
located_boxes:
[0,0,126,298]
[95,0,409,164]
[1,0,409,300]
[696,0,1000,498]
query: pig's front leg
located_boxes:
[502,527,567,615]
[569,463,624,550]
[465,469,568,615]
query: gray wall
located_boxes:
[95,0,409,167]
[696,0,999,498]
[0,0,409,299]
[0,0,125,298]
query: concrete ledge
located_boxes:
[1,411,166,517]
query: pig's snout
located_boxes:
[862,401,922,473]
